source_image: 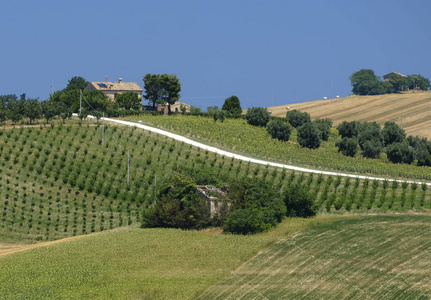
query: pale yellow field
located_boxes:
[267,91,431,138]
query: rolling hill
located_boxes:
[267,91,431,138]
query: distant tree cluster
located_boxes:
[244,107,332,149]
[143,73,181,114]
[0,94,72,125]
[142,175,316,235]
[336,120,431,166]
[350,69,430,95]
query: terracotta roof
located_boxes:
[383,72,407,78]
[84,81,143,92]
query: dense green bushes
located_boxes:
[246,107,271,127]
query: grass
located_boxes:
[267,90,431,139]
[0,215,342,299]
[123,114,431,180]
[198,214,431,299]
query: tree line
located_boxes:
[336,120,431,166]
[244,107,332,149]
[350,69,430,96]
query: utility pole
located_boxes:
[154,175,157,205]
[102,112,104,146]
[79,90,82,116]
[400,109,403,129]
[127,152,130,185]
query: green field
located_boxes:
[0,216,342,299]
[124,114,431,181]
[198,214,431,299]
[2,118,430,244]
[2,115,431,299]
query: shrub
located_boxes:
[223,208,275,235]
[314,118,332,141]
[245,107,271,127]
[282,184,316,217]
[297,122,321,149]
[336,137,358,157]
[286,110,311,128]
[361,139,383,159]
[141,174,210,230]
[337,121,360,138]
[382,121,406,146]
[266,119,292,141]
[386,142,415,164]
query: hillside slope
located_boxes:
[268,91,431,138]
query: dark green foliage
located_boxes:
[283,184,316,217]
[143,73,162,110]
[358,122,383,158]
[407,74,430,91]
[297,122,321,149]
[223,208,275,235]
[245,107,270,127]
[143,74,181,114]
[41,100,57,124]
[382,121,406,146]
[314,118,332,141]
[385,74,409,92]
[64,76,89,91]
[222,96,242,117]
[223,178,286,234]
[407,136,431,166]
[266,119,292,141]
[141,174,210,230]
[286,109,311,128]
[116,91,141,110]
[361,139,383,159]
[336,137,358,157]
[83,90,112,112]
[350,69,386,95]
[337,121,360,138]
[386,142,415,164]
[25,99,42,124]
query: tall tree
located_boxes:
[408,74,430,91]
[143,74,162,110]
[350,69,386,95]
[25,99,42,124]
[160,74,181,114]
[65,76,89,91]
[222,96,242,117]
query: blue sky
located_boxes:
[1,0,430,109]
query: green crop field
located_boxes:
[124,114,431,181]
[198,214,431,299]
[2,115,431,299]
[1,118,431,245]
[0,215,342,299]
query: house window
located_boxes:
[175,107,179,112]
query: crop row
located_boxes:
[126,115,431,181]
[1,119,431,241]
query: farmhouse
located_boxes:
[383,72,407,82]
[157,101,191,115]
[197,185,230,218]
[84,78,143,101]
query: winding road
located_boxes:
[100,116,430,186]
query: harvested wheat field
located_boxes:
[267,91,431,139]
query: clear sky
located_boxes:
[1,0,430,109]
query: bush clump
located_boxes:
[266,119,293,141]
[246,107,271,127]
[286,110,310,128]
